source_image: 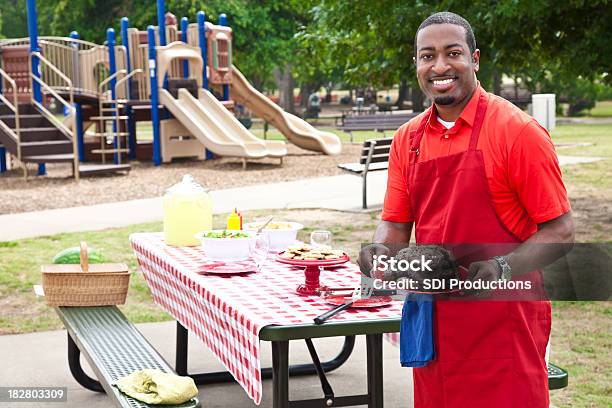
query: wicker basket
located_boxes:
[41,242,131,307]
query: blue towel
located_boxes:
[400,293,434,368]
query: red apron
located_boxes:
[407,92,551,408]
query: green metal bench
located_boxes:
[55,306,200,408]
[548,362,569,390]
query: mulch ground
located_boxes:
[0,144,362,214]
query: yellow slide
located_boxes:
[230,66,342,155]
[159,88,287,159]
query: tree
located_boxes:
[297,0,612,109]
[0,0,27,39]
[22,0,317,113]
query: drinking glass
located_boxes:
[310,230,332,249]
[250,233,270,271]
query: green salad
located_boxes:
[202,230,250,239]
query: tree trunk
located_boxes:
[273,64,295,114]
[411,87,425,112]
[492,68,502,96]
[251,75,264,92]
[396,79,408,108]
[299,83,310,108]
[324,84,332,103]
[513,76,519,100]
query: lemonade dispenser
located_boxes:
[163,175,213,246]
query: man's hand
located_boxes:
[358,243,390,278]
[466,259,501,296]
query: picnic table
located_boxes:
[129,233,404,408]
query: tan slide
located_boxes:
[155,42,286,161]
[196,89,286,158]
[230,66,342,155]
[160,88,282,159]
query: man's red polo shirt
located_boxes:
[382,86,570,241]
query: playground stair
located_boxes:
[0,102,130,178]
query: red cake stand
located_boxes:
[276,253,350,296]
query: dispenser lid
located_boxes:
[165,174,209,195]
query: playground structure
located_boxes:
[0,0,341,180]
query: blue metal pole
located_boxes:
[197,11,208,90]
[26,0,44,174]
[197,11,212,160]
[69,31,86,162]
[148,26,162,166]
[180,17,189,78]
[0,146,6,173]
[219,13,230,101]
[121,17,137,160]
[75,104,85,162]
[120,18,132,79]
[157,0,166,46]
[106,28,121,165]
[26,0,42,103]
[107,29,118,101]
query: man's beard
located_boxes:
[433,95,456,105]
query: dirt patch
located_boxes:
[0,144,363,214]
[567,186,612,241]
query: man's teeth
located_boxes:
[433,78,455,85]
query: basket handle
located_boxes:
[80,241,89,273]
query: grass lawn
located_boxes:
[551,124,612,192]
[0,209,382,335]
[135,117,391,143]
[588,100,612,118]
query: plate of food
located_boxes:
[276,244,350,295]
[378,246,466,295]
[276,244,349,266]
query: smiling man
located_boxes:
[364,11,575,408]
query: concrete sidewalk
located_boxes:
[0,155,603,242]
[0,321,412,408]
[0,173,389,242]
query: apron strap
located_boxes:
[409,107,433,162]
[468,91,489,151]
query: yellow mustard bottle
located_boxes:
[226,208,241,230]
[163,175,213,246]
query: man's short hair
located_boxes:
[413,12,477,57]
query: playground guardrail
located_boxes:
[1,37,127,100]
[0,68,21,161]
[30,51,79,180]
[115,68,144,100]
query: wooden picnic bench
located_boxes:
[338,138,393,209]
[55,306,201,408]
[339,112,417,142]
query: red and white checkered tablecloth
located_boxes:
[130,232,402,404]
